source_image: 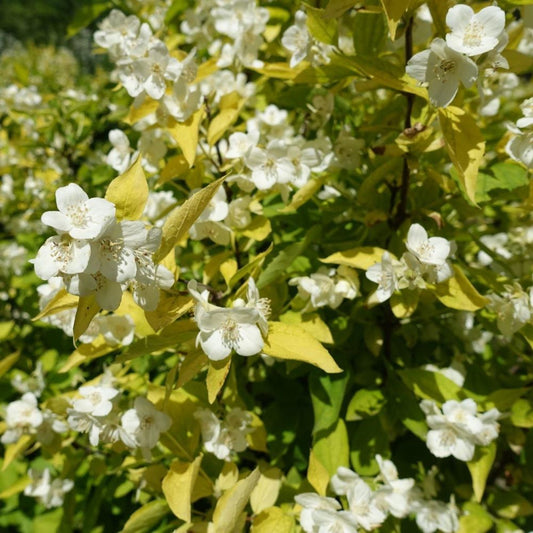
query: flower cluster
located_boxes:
[295,458,459,533]
[506,97,533,169]
[366,224,453,303]
[421,399,500,462]
[32,183,174,312]
[188,278,270,361]
[194,407,254,461]
[487,283,533,337]
[289,266,359,312]
[67,375,171,460]
[406,4,507,107]
[24,468,74,509]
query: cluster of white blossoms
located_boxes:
[366,224,453,303]
[281,10,335,68]
[506,97,533,169]
[67,374,171,460]
[1,392,66,446]
[188,278,270,361]
[24,468,74,509]
[180,0,269,69]
[224,104,333,196]
[487,282,533,337]
[32,183,174,312]
[295,458,459,533]
[421,399,500,462]
[289,266,359,313]
[406,4,507,107]
[194,407,254,461]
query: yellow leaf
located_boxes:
[176,350,208,389]
[115,291,155,338]
[241,216,272,241]
[438,106,485,205]
[121,500,169,533]
[380,0,413,40]
[468,442,497,503]
[0,321,14,340]
[211,468,261,533]
[247,413,268,453]
[0,475,30,499]
[206,357,232,404]
[123,98,159,126]
[281,177,326,213]
[250,466,283,514]
[220,258,238,287]
[251,507,296,533]
[251,62,306,80]
[263,322,342,373]
[105,155,149,220]
[434,267,489,311]
[390,290,419,318]
[280,311,334,344]
[162,455,203,522]
[207,92,244,146]
[0,351,20,379]
[154,176,226,262]
[144,293,194,331]
[321,247,388,270]
[73,295,101,343]
[33,289,78,321]
[167,107,204,167]
[307,449,330,496]
[216,463,240,493]
[2,435,34,471]
[157,154,190,186]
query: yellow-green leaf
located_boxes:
[263,322,342,373]
[312,419,349,476]
[121,500,169,533]
[307,449,330,496]
[438,106,485,205]
[2,435,34,471]
[162,455,203,522]
[306,6,337,44]
[144,293,194,331]
[220,258,238,287]
[0,351,20,379]
[468,442,497,503]
[157,154,190,186]
[124,99,159,126]
[390,290,419,318]
[510,398,533,428]
[458,502,493,533]
[280,311,334,344]
[211,468,261,533]
[321,246,387,270]
[33,289,78,321]
[281,176,326,213]
[73,295,101,343]
[241,216,272,241]
[105,155,149,220]
[0,475,30,499]
[434,267,489,311]
[380,0,412,40]
[0,321,14,340]
[154,176,226,262]
[206,357,232,404]
[167,108,204,167]
[207,92,244,146]
[251,506,296,533]
[176,350,208,389]
[250,465,283,514]
[324,0,359,19]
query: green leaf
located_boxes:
[0,351,20,379]
[257,240,310,289]
[67,0,111,37]
[105,155,149,220]
[510,398,533,428]
[211,468,261,533]
[380,0,413,40]
[310,373,349,434]
[162,455,203,522]
[468,442,497,502]
[438,106,485,205]
[458,502,493,533]
[154,176,226,262]
[324,0,359,19]
[434,267,489,311]
[306,6,338,45]
[346,389,386,421]
[349,417,389,476]
[398,368,463,404]
[263,322,342,373]
[313,419,350,476]
[488,490,533,519]
[121,500,169,533]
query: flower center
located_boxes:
[140,415,153,430]
[434,59,456,81]
[463,22,484,48]
[222,318,241,346]
[67,204,90,228]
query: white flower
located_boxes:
[366,252,400,303]
[188,280,265,361]
[121,397,171,458]
[282,11,311,68]
[24,469,74,509]
[41,184,116,241]
[33,235,95,280]
[406,38,478,108]
[346,477,387,530]
[310,509,358,532]
[517,97,533,129]
[106,129,135,174]
[415,499,459,533]
[245,141,296,190]
[330,466,361,496]
[421,399,484,462]
[446,5,506,57]
[72,385,119,417]
[99,314,135,346]
[488,283,533,337]
[295,493,341,533]
[374,455,415,518]
[226,130,260,160]
[506,131,533,169]
[406,224,451,267]
[1,392,43,444]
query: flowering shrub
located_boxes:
[1,0,533,532]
